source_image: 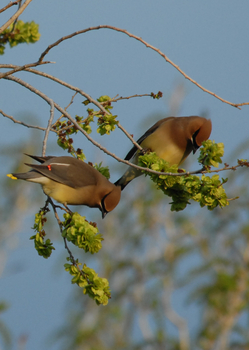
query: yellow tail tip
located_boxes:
[7,174,17,180]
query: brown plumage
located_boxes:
[115,116,212,190]
[7,155,121,218]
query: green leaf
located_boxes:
[198,140,224,167]
[97,95,111,103]
[62,213,103,254]
[97,114,118,135]
[94,162,110,179]
[0,21,40,55]
[64,262,111,305]
[31,208,55,258]
[138,151,229,211]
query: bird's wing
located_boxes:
[24,160,97,189]
[124,117,173,160]
[24,154,56,163]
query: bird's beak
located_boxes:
[101,205,107,219]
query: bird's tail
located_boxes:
[114,177,130,191]
[7,171,41,181]
[7,173,18,180]
[114,166,142,191]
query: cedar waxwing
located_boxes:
[115,116,212,190]
[7,155,121,218]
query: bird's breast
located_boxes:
[41,180,98,206]
[142,136,187,166]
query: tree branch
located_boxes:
[42,99,54,156]
[0,0,33,34]
[108,93,152,103]
[45,197,89,281]
[0,0,22,14]
[38,25,249,109]
[0,65,155,155]
[0,61,53,80]
[117,123,144,153]
[0,109,56,132]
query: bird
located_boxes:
[115,116,212,190]
[7,155,121,218]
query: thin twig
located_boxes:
[51,91,78,127]
[10,0,22,33]
[0,64,106,114]
[0,0,33,34]
[42,99,54,156]
[45,197,75,261]
[0,109,57,132]
[108,93,152,103]
[0,0,22,14]
[201,161,249,174]
[38,25,249,109]
[1,65,146,154]
[117,122,144,153]
[1,64,109,115]
[0,61,53,80]
[46,197,90,281]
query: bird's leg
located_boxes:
[45,196,69,212]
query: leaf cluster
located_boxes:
[150,91,163,99]
[93,162,110,180]
[0,20,40,55]
[30,206,110,305]
[61,213,110,305]
[198,140,224,167]
[61,213,103,254]
[138,141,229,211]
[30,210,55,259]
[83,95,118,135]
[64,263,111,306]
[53,101,115,178]
[52,117,89,160]
[97,113,118,135]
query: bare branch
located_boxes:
[0,0,33,34]
[0,65,150,156]
[201,160,249,174]
[117,122,144,153]
[0,109,56,132]
[38,25,249,109]
[108,93,152,103]
[45,197,89,280]
[0,61,53,80]
[0,64,109,116]
[42,99,54,156]
[52,92,78,126]
[0,0,22,14]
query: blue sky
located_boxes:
[1,1,249,349]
